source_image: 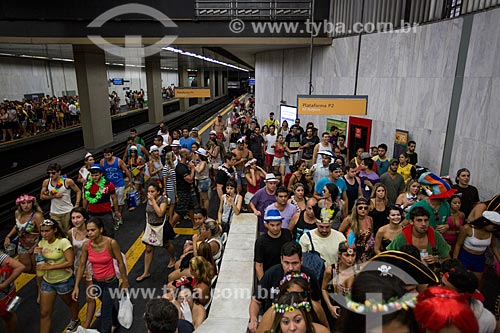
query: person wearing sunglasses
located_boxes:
[339,198,375,263]
[40,163,82,234]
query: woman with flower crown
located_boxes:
[4,194,43,274]
[82,164,121,239]
[256,273,329,333]
[270,292,329,333]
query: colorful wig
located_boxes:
[414,286,478,333]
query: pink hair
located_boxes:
[414,286,478,333]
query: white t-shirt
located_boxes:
[265,134,277,155]
[299,229,346,267]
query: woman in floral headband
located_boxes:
[270,292,329,333]
[337,270,418,333]
[4,194,43,275]
[256,273,329,333]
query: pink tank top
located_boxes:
[87,239,115,280]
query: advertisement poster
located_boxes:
[326,119,347,135]
[280,104,297,127]
[393,129,409,158]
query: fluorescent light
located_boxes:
[162,46,249,72]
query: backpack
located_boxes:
[302,231,325,281]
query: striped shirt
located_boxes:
[162,165,176,193]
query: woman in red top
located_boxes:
[72,217,128,333]
[245,158,266,205]
[272,134,300,180]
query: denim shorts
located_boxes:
[41,275,75,295]
[197,178,211,193]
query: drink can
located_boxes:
[6,296,21,313]
[420,249,428,260]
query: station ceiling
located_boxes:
[0,38,331,72]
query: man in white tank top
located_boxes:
[40,163,81,233]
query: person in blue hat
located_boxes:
[82,164,121,238]
[254,209,292,281]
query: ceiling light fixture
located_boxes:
[162,46,249,72]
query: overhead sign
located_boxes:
[174,88,211,98]
[111,78,124,85]
[297,95,368,115]
[248,78,255,85]
[280,104,297,127]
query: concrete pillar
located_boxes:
[73,45,113,149]
[178,63,189,111]
[145,55,163,124]
[196,70,204,104]
[217,71,224,97]
[209,70,216,100]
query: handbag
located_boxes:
[117,292,134,329]
[131,168,141,177]
[141,208,167,247]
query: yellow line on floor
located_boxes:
[63,232,146,332]
[198,94,246,134]
[14,272,35,291]
[174,227,198,235]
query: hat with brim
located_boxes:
[130,146,138,151]
[149,145,159,153]
[418,172,457,199]
[318,151,334,158]
[264,173,278,183]
[90,164,105,173]
[389,158,398,165]
[195,148,207,157]
[171,140,181,147]
[483,211,500,226]
[209,130,217,135]
[245,158,257,168]
[365,250,439,285]
[264,209,283,222]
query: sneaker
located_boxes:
[67,318,81,332]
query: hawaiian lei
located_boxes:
[50,177,66,195]
[84,177,106,204]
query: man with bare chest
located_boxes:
[387,207,450,266]
[212,115,226,143]
[232,138,253,195]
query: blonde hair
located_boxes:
[189,256,213,285]
[165,151,175,169]
[348,197,370,236]
[16,198,43,215]
[370,183,388,206]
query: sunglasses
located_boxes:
[357,206,369,210]
[47,171,57,175]
[41,219,56,226]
